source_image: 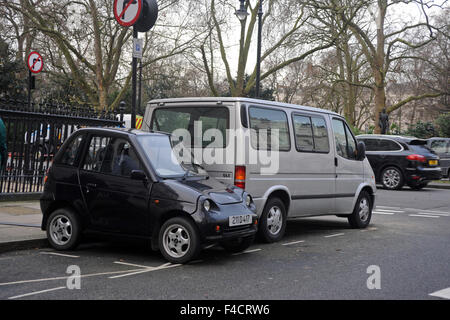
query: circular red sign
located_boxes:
[27,51,44,74]
[113,0,143,27]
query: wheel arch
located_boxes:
[259,186,291,216]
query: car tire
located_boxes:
[46,208,81,251]
[381,166,404,190]
[258,197,287,243]
[159,217,201,264]
[220,236,254,253]
[348,191,372,229]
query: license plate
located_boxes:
[229,214,252,227]
[429,160,438,166]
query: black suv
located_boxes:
[41,128,257,263]
[357,135,442,190]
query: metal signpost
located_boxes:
[113,0,158,129]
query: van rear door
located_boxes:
[145,102,236,185]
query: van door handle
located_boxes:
[334,157,338,167]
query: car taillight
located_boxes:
[406,154,426,163]
[234,165,246,189]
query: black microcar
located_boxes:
[40,128,258,263]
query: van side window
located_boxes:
[332,119,357,160]
[293,115,313,151]
[292,115,330,153]
[249,107,290,151]
[59,135,84,166]
[311,117,330,152]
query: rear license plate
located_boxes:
[429,160,438,166]
[229,214,252,227]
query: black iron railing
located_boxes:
[0,98,122,196]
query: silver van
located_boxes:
[143,97,376,242]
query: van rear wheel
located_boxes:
[258,198,287,243]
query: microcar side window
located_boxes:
[59,134,85,166]
[82,136,141,177]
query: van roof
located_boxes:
[148,97,341,117]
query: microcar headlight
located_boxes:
[203,199,211,212]
[245,195,253,207]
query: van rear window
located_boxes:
[151,107,229,148]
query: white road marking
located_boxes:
[109,262,180,279]
[429,287,450,299]
[0,268,145,287]
[281,240,305,246]
[418,212,449,217]
[374,209,404,213]
[376,206,402,210]
[113,261,153,269]
[408,214,440,218]
[373,211,395,215]
[40,252,80,258]
[231,248,262,256]
[405,208,449,214]
[324,233,345,238]
[8,286,66,300]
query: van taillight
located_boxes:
[234,166,246,189]
[406,154,426,163]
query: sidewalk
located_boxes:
[0,201,48,253]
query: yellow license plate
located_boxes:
[429,160,438,166]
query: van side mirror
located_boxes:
[356,141,366,161]
[130,170,147,181]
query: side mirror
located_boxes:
[356,141,366,161]
[130,170,147,181]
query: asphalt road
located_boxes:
[0,187,449,300]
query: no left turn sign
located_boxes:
[114,0,142,27]
[27,51,43,74]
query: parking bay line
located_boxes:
[109,262,181,279]
[8,286,66,300]
[408,214,440,219]
[40,252,80,258]
[231,248,262,256]
[373,211,395,215]
[0,268,146,287]
[417,212,449,217]
[374,209,404,213]
[324,233,345,238]
[281,240,305,246]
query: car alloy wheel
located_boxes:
[49,215,72,246]
[162,224,191,259]
[382,168,401,189]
